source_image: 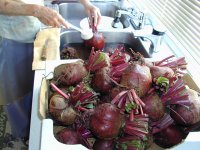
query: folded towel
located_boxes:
[32,28,61,70]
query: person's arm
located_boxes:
[78,0,101,26]
[0,0,69,28]
[0,0,37,16]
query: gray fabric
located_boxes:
[0,15,41,43]
[0,38,35,105]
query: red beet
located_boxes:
[120,63,152,98]
[53,60,88,86]
[93,139,114,150]
[56,128,83,145]
[92,67,113,94]
[110,87,123,99]
[150,66,174,79]
[154,124,184,148]
[89,103,124,139]
[84,32,105,50]
[60,46,79,59]
[142,93,165,121]
[170,88,200,126]
[49,93,77,125]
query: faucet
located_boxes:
[112,9,146,30]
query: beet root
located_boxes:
[170,88,200,126]
[56,128,84,145]
[93,139,114,150]
[150,66,174,79]
[92,67,113,94]
[154,125,184,148]
[142,93,165,122]
[89,103,124,139]
[120,63,152,98]
[53,60,88,86]
[49,93,77,125]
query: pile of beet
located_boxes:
[48,46,200,150]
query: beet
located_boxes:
[93,139,114,150]
[53,60,88,86]
[60,106,77,125]
[117,136,147,150]
[89,103,124,139]
[170,88,200,126]
[142,93,165,121]
[60,46,79,59]
[150,66,174,79]
[154,124,184,148]
[120,63,152,98]
[56,128,83,145]
[49,93,77,125]
[92,67,113,94]
[84,32,105,50]
[49,93,67,110]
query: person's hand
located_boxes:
[33,5,69,28]
[83,3,101,27]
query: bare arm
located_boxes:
[78,0,101,26]
[0,0,37,16]
[0,0,69,28]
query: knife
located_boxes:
[41,39,49,61]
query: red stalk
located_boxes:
[167,106,187,124]
[87,47,95,67]
[117,95,127,108]
[111,90,127,104]
[110,62,129,77]
[76,106,88,112]
[130,90,145,107]
[109,46,124,60]
[155,55,175,66]
[79,92,94,102]
[110,56,126,66]
[50,83,69,99]
[151,114,174,134]
[124,126,148,139]
[130,110,134,121]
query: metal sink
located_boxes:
[58,2,129,28]
[60,30,150,60]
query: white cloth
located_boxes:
[0,0,44,43]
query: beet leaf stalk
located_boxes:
[161,79,190,106]
[155,55,187,75]
[116,135,147,150]
[50,82,69,99]
[70,81,99,111]
[150,113,174,134]
[109,46,128,66]
[124,115,149,140]
[110,62,129,83]
[76,126,93,149]
[111,89,145,121]
[86,47,109,72]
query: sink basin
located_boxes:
[60,30,150,60]
[58,2,129,28]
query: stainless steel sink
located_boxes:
[60,30,150,60]
[58,2,129,28]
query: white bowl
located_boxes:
[80,16,123,30]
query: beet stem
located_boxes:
[50,83,69,99]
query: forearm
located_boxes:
[0,0,39,16]
[78,0,92,8]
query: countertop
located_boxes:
[29,70,45,150]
